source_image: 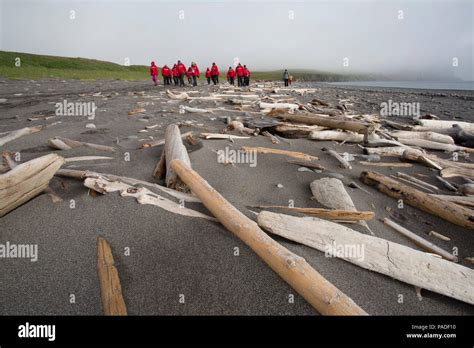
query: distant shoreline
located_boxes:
[325,80,474,91]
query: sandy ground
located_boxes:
[0,78,473,315]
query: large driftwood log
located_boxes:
[48,136,115,152]
[0,154,64,217]
[390,131,454,144]
[170,159,367,315]
[97,237,127,315]
[257,211,474,305]
[364,147,408,157]
[0,125,44,147]
[413,119,474,133]
[153,124,192,191]
[268,113,371,133]
[360,171,474,229]
[309,130,364,143]
[310,178,372,234]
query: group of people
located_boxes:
[149,60,251,87]
[151,60,200,87]
[226,63,251,87]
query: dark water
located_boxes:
[329,80,474,91]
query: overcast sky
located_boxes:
[1,0,472,80]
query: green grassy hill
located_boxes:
[0,51,376,81]
[0,51,148,80]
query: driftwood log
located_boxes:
[309,130,365,143]
[382,218,457,262]
[413,119,474,133]
[390,131,454,144]
[252,205,374,221]
[153,124,192,191]
[257,211,474,305]
[48,136,115,152]
[170,159,367,315]
[241,146,318,161]
[84,176,214,221]
[0,153,64,217]
[97,237,127,315]
[267,113,371,133]
[360,171,474,229]
[56,168,200,203]
[0,125,44,147]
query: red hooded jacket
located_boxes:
[227,69,236,79]
[187,67,194,78]
[172,66,179,77]
[244,67,250,77]
[178,63,187,75]
[161,66,171,77]
[150,63,159,76]
[210,65,219,76]
[236,65,244,77]
[205,69,211,78]
[192,65,200,77]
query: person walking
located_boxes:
[210,62,219,84]
[289,74,293,85]
[172,64,179,85]
[205,68,211,84]
[283,69,290,87]
[150,61,159,86]
[191,63,200,86]
[243,65,250,86]
[227,67,236,85]
[161,65,171,85]
[235,63,244,87]
[177,60,187,87]
[187,66,193,84]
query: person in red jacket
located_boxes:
[205,68,211,85]
[210,62,219,85]
[227,67,236,85]
[177,60,187,87]
[186,66,194,84]
[191,63,200,86]
[172,64,179,85]
[161,65,171,85]
[150,61,159,86]
[235,63,244,87]
[243,65,250,86]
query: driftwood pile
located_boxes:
[2,80,473,316]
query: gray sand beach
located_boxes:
[0,79,473,315]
